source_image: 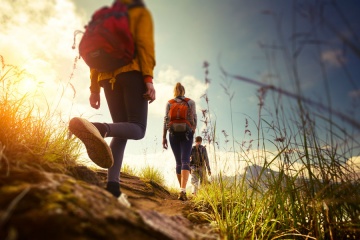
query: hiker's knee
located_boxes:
[133,132,145,140]
[132,127,146,140]
[181,163,190,171]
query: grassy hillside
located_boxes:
[0,60,81,175]
[1,33,360,239]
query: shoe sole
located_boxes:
[69,117,113,168]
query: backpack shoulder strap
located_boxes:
[184,98,192,109]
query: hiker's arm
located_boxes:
[162,103,170,149]
[162,127,168,149]
[89,68,100,109]
[189,100,197,132]
[143,81,155,104]
[90,68,100,93]
[189,148,194,163]
[135,9,156,104]
[135,8,155,78]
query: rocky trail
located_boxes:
[96,170,219,239]
[0,166,219,240]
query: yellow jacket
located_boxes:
[90,0,155,93]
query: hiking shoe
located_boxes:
[118,193,131,208]
[69,117,113,168]
[178,191,187,201]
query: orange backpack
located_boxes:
[168,98,193,132]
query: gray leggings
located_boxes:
[100,71,148,183]
[191,166,207,194]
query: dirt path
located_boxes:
[96,170,193,215]
[96,170,219,239]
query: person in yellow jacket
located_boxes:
[69,0,155,207]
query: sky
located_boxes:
[1,0,360,186]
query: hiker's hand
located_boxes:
[208,171,211,176]
[90,93,100,109]
[162,138,168,149]
[143,82,156,104]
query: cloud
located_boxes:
[1,0,90,116]
[321,49,346,68]
[2,0,81,66]
[346,156,360,179]
[347,156,360,169]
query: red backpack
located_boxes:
[168,98,194,133]
[77,2,138,72]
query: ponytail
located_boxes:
[173,82,185,97]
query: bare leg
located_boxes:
[181,170,190,189]
[177,174,181,186]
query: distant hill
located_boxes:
[213,164,288,190]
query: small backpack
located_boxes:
[77,1,138,72]
[190,145,204,166]
[168,98,194,133]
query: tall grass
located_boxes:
[0,58,81,174]
[121,164,138,176]
[139,165,165,186]
[192,2,360,239]
[194,91,360,239]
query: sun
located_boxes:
[14,69,42,97]
[22,77,41,94]
[17,59,48,96]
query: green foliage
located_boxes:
[194,163,360,239]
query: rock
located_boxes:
[138,210,196,240]
[0,168,200,240]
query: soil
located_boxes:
[96,170,220,240]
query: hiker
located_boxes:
[69,0,155,207]
[162,82,197,201]
[190,136,211,196]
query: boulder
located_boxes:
[0,168,197,240]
